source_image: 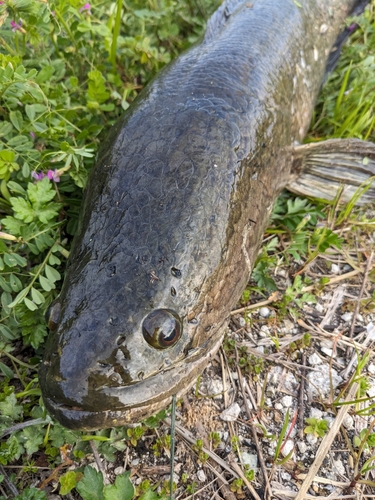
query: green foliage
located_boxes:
[230,478,244,495]
[192,438,209,464]
[310,4,375,141]
[304,418,329,438]
[11,489,47,500]
[151,434,171,457]
[353,428,375,450]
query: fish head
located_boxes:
[40,284,224,430]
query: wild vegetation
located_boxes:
[0,0,374,499]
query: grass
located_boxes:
[0,0,374,499]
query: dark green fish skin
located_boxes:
[40,0,360,430]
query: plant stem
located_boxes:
[110,0,123,70]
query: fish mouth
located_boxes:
[41,329,224,431]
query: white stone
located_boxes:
[309,353,322,366]
[331,264,340,274]
[259,325,270,337]
[281,439,294,458]
[280,472,292,481]
[244,398,253,411]
[315,303,324,313]
[333,459,345,476]
[343,264,353,272]
[307,364,343,398]
[114,466,124,475]
[259,307,271,318]
[367,385,375,399]
[321,347,333,357]
[220,402,241,422]
[368,364,375,375]
[196,469,207,482]
[306,433,318,446]
[241,452,258,468]
[297,441,307,454]
[342,414,354,430]
[268,366,282,385]
[204,378,224,399]
[310,407,323,419]
[275,403,283,411]
[256,346,264,354]
[284,372,298,392]
[341,312,353,322]
[281,396,293,408]
[131,459,140,466]
[238,316,246,327]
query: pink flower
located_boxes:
[10,20,23,32]
[32,169,60,183]
[47,169,61,183]
[79,3,91,14]
[30,131,36,140]
[32,171,45,181]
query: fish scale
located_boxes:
[40,0,375,430]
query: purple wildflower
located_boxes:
[47,169,61,183]
[79,2,91,14]
[30,131,36,140]
[10,20,22,32]
[32,171,45,181]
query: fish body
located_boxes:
[40,0,371,430]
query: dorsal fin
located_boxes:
[204,0,246,43]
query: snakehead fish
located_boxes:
[40,0,375,430]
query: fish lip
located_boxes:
[42,394,159,431]
[42,327,225,430]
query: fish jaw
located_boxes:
[40,323,224,431]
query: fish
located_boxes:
[39,0,375,430]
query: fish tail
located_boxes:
[288,138,375,205]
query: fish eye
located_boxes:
[45,301,61,331]
[142,309,182,350]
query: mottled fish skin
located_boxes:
[40,0,360,430]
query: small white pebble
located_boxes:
[297,441,307,454]
[315,303,324,313]
[310,407,323,419]
[281,439,294,458]
[281,471,292,481]
[196,469,207,482]
[241,452,258,468]
[343,264,353,272]
[114,466,124,475]
[220,402,241,422]
[275,403,283,411]
[321,347,334,357]
[306,433,318,446]
[320,23,328,33]
[238,317,246,327]
[244,398,253,411]
[333,459,346,476]
[131,459,140,466]
[342,312,353,322]
[259,325,270,337]
[331,264,340,274]
[259,307,271,318]
[342,414,354,430]
[281,395,293,408]
[368,363,375,375]
[367,385,375,398]
[309,353,322,366]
